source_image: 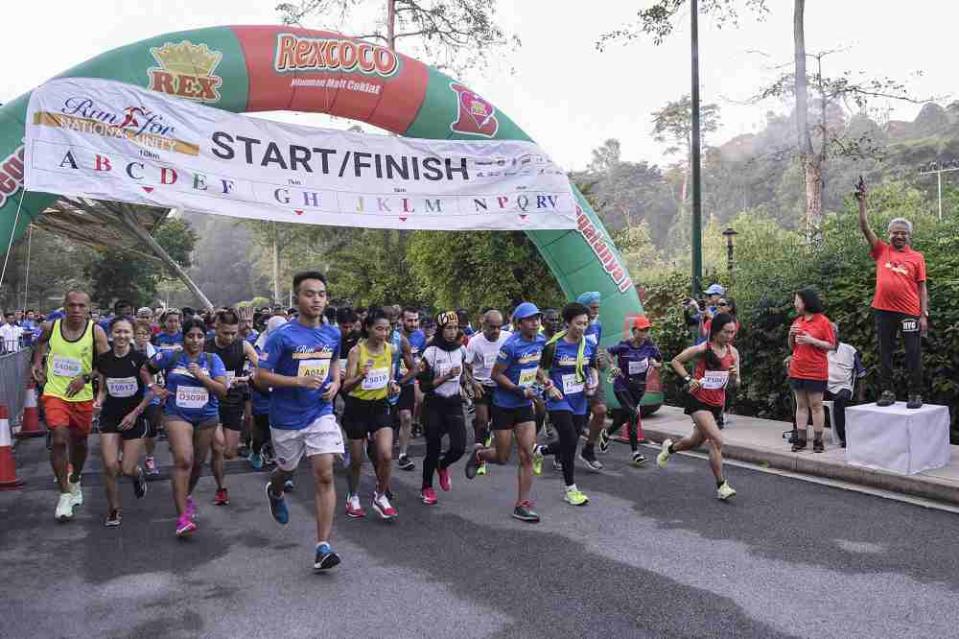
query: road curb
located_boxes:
[642,425,959,506]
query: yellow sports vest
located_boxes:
[349,341,393,401]
[45,319,95,402]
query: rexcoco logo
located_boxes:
[60,97,176,137]
[274,34,399,77]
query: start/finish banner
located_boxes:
[24,77,577,231]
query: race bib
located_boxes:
[224,371,236,388]
[518,367,538,388]
[362,367,390,390]
[176,385,209,409]
[483,353,497,369]
[701,370,729,390]
[902,318,919,333]
[628,358,649,375]
[561,373,585,395]
[52,355,83,378]
[106,376,137,398]
[297,358,330,381]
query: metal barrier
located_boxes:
[0,349,30,426]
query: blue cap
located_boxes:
[512,302,541,321]
[576,291,601,305]
[705,284,725,296]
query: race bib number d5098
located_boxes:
[176,385,209,409]
[298,359,330,381]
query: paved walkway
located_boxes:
[639,405,959,505]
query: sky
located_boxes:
[0,1,953,171]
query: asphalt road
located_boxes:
[2,422,958,639]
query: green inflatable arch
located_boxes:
[0,25,660,410]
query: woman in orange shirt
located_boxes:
[787,288,836,453]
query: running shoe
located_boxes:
[345,494,366,518]
[372,492,398,520]
[284,479,295,493]
[265,482,289,525]
[248,452,264,471]
[185,495,197,520]
[656,439,673,469]
[397,454,415,471]
[532,444,544,476]
[55,493,73,522]
[564,486,589,506]
[511,500,540,523]
[598,427,611,453]
[144,456,160,476]
[214,488,230,505]
[484,434,493,448]
[68,478,83,508]
[238,444,251,459]
[464,447,482,480]
[437,466,452,492]
[105,510,121,527]
[175,514,197,537]
[314,543,341,572]
[132,467,147,499]
[476,462,488,476]
[631,451,647,467]
[420,487,438,505]
[877,390,896,407]
[907,394,923,409]
[578,450,603,472]
[262,443,276,466]
[717,480,737,501]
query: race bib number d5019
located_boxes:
[701,370,729,390]
[518,367,538,387]
[106,376,138,398]
[298,359,330,381]
[362,367,390,390]
[176,385,209,409]
[52,355,83,379]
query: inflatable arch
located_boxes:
[0,25,660,410]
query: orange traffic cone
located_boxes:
[0,404,24,490]
[17,378,43,439]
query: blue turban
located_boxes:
[576,291,601,305]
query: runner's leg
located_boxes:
[211,426,226,490]
[189,425,217,496]
[794,389,810,444]
[101,433,121,513]
[473,402,490,445]
[514,422,536,504]
[438,402,466,470]
[691,411,725,482]
[68,429,89,482]
[373,427,393,494]
[422,401,442,488]
[347,438,366,496]
[166,420,195,516]
[309,453,336,544]
[49,427,71,493]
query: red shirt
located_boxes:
[788,313,835,381]
[870,241,926,316]
[691,343,736,407]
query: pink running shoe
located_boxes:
[420,487,438,505]
[175,514,197,537]
[437,467,452,492]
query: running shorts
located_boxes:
[683,394,723,422]
[397,383,416,411]
[490,404,536,430]
[98,414,148,440]
[219,402,244,431]
[342,396,392,440]
[271,414,344,471]
[41,396,94,435]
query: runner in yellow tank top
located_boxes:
[31,290,110,522]
[340,308,401,519]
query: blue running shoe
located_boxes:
[284,479,295,493]
[249,452,264,471]
[314,543,341,571]
[265,482,289,525]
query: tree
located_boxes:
[276,0,519,75]
[651,95,721,206]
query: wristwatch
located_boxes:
[683,375,692,384]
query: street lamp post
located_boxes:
[690,0,703,299]
[722,227,738,281]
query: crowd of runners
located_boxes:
[23,270,742,572]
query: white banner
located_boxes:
[24,78,577,230]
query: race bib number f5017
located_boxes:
[518,367,538,387]
[106,376,138,398]
[298,359,330,381]
[176,385,209,409]
[701,370,729,390]
[52,355,83,378]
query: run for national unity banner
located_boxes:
[24,77,577,231]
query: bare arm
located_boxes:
[31,321,53,381]
[670,344,705,391]
[93,325,110,356]
[857,188,879,249]
[398,336,417,385]
[340,345,366,393]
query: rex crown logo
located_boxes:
[148,40,223,103]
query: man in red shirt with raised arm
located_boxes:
[857,179,928,409]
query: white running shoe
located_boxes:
[55,493,74,522]
[68,479,83,508]
[717,480,737,501]
[371,492,397,520]
[656,439,673,469]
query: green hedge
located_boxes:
[640,182,959,440]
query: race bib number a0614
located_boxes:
[298,359,330,381]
